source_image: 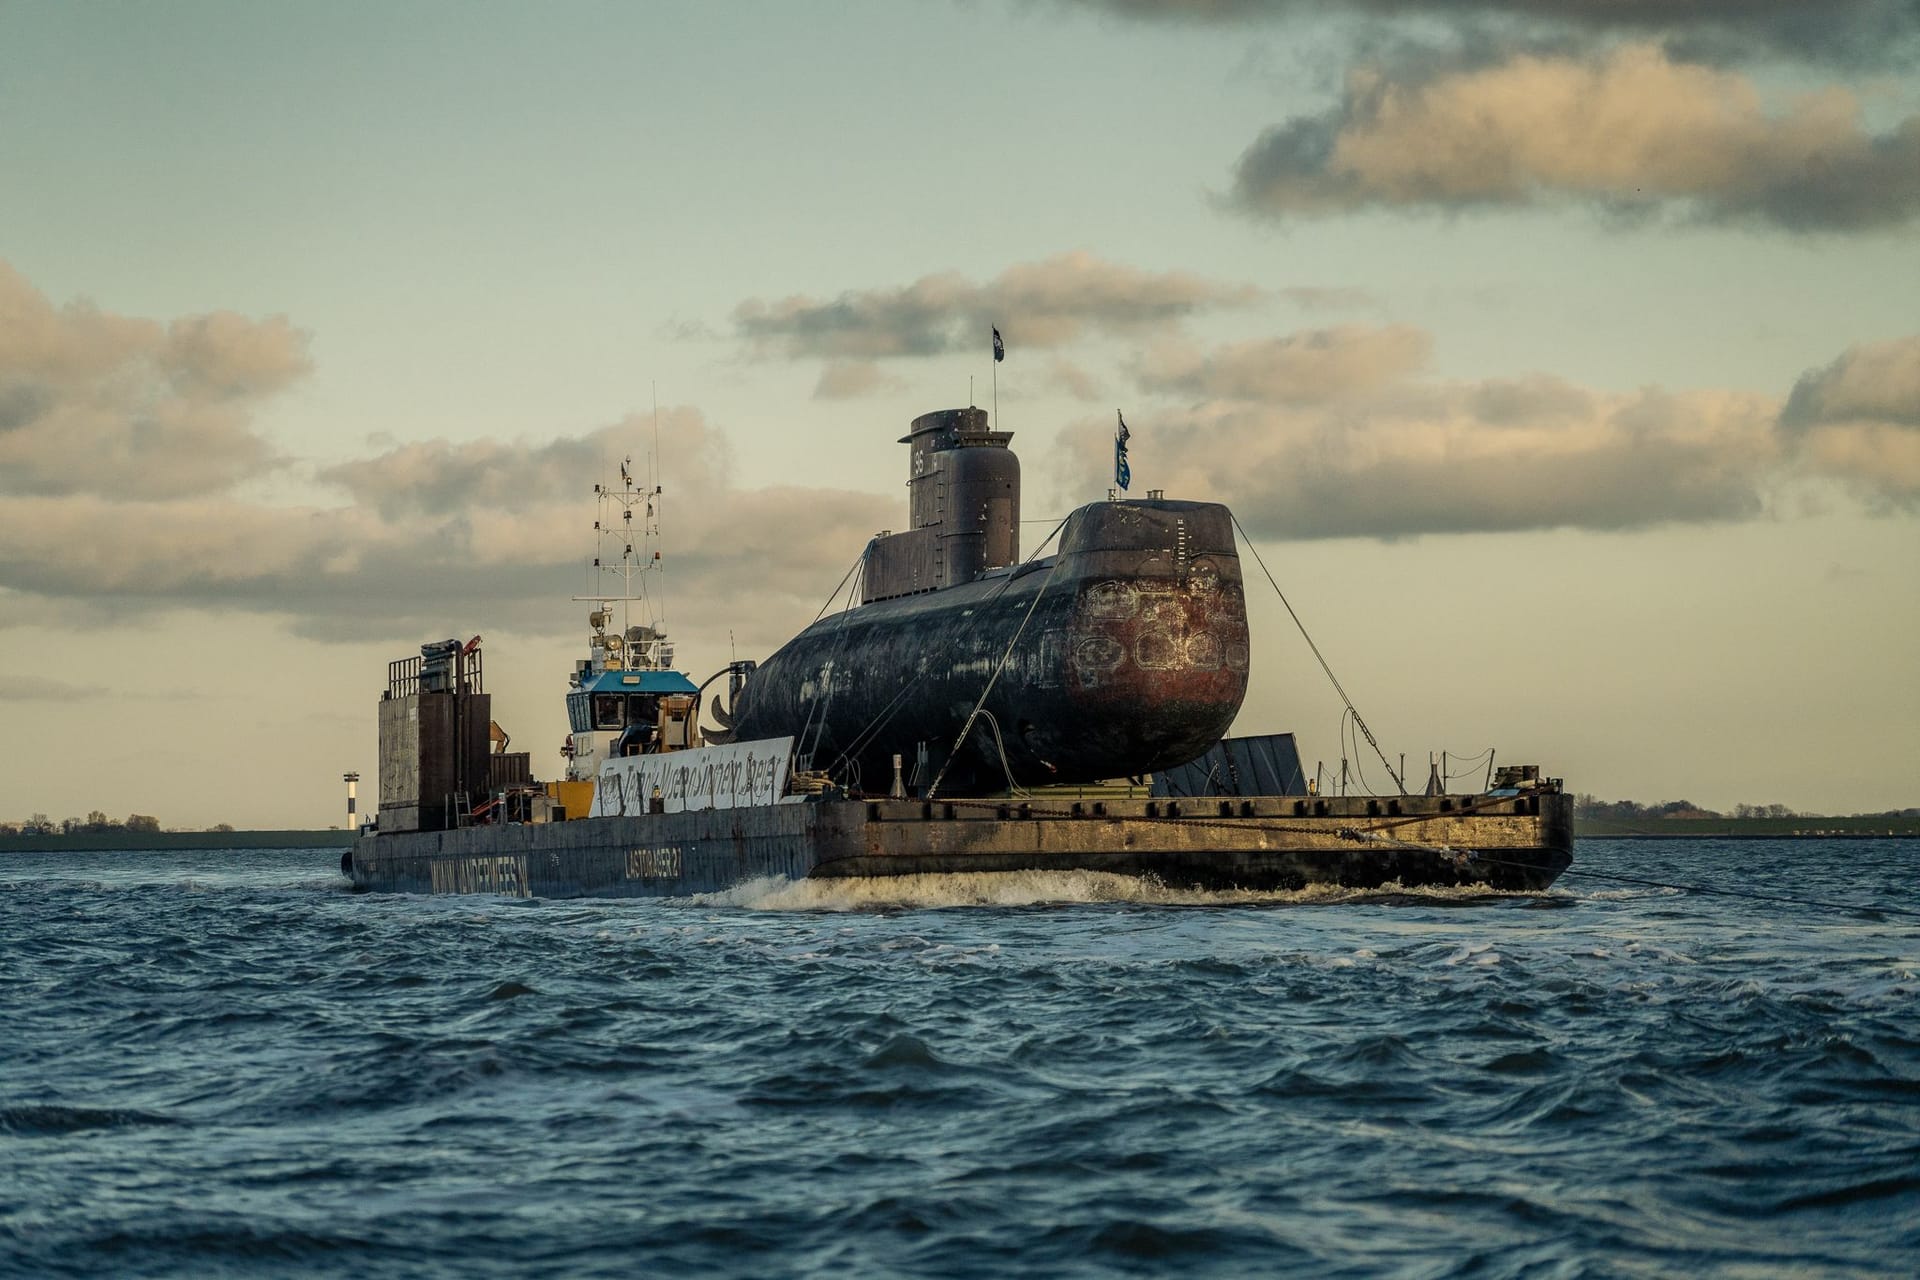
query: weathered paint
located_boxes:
[350,802,856,898]
[591,736,797,816]
[377,689,491,833]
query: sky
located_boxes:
[1,0,1916,828]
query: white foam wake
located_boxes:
[674,871,1544,913]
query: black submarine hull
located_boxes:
[724,499,1253,794]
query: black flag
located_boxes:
[1115,411,1131,491]
[992,327,1004,362]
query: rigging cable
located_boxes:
[810,551,869,625]
[1341,707,1382,797]
[650,382,668,632]
[1230,512,1407,796]
[793,553,868,770]
[1443,747,1496,784]
[975,709,1028,798]
[924,549,1068,800]
[827,514,1073,785]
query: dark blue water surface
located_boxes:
[2,839,1916,1278]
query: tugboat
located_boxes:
[344,405,1572,898]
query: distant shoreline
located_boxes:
[1577,830,1917,841]
[0,830,354,853]
[1575,817,1919,839]
[4,820,1913,853]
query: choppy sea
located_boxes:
[2,838,1915,1278]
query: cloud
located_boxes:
[1227,43,1920,232]
[1056,324,1920,538]
[162,310,311,400]
[1098,383,1780,540]
[0,673,198,701]
[321,431,612,520]
[1044,357,1106,402]
[1779,336,1920,507]
[0,263,899,659]
[1782,336,1920,430]
[1139,325,1431,403]
[4,262,1905,666]
[813,360,902,400]
[733,252,1261,361]
[1276,285,1381,313]
[1056,0,1920,67]
[0,675,100,701]
[0,406,897,654]
[0,261,309,498]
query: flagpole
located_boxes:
[990,326,1004,427]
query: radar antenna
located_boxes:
[572,400,669,673]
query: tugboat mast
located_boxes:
[572,434,669,673]
[562,406,690,784]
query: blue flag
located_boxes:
[1115,410,1131,490]
[992,327,1004,363]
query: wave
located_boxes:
[7,838,1913,1277]
[0,1103,180,1135]
[672,871,1555,913]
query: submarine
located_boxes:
[711,407,1251,794]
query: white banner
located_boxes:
[591,737,796,817]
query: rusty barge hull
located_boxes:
[346,791,1573,898]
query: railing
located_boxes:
[620,637,673,670]
[386,647,484,699]
[387,656,421,699]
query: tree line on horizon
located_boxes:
[1,812,237,837]
[1574,796,1919,822]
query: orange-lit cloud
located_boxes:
[1055,323,1920,536]
[1139,326,1432,404]
[0,409,892,648]
[1780,336,1920,508]
[0,263,891,648]
[1229,44,1920,232]
[733,252,1261,360]
[812,360,903,400]
[0,263,307,497]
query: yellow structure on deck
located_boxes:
[545,779,596,822]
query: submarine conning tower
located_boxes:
[862,407,1019,604]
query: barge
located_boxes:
[344,404,1572,898]
[349,788,1572,897]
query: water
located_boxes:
[2,839,1915,1278]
